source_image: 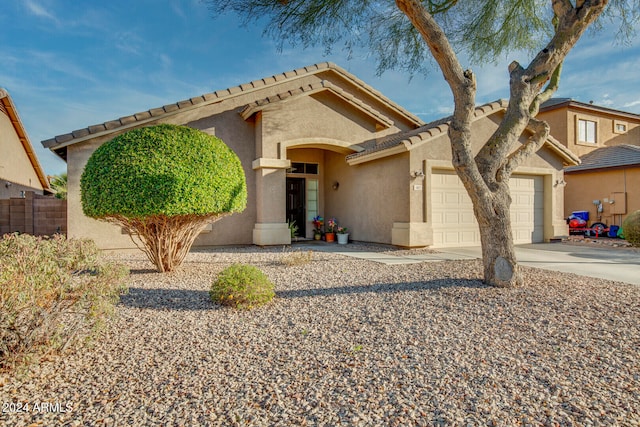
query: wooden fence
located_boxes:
[0,191,67,236]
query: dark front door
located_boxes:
[286,177,306,237]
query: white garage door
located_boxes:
[431,170,544,247]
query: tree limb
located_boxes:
[395,0,489,203]
[552,0,573,17]
[530,62,563,116]
[504,118,550,176]
[477,0,607,184]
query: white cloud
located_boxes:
[170,1,187,20]
[28,50,98,83]
[159,54,172,70]
[114,31,146,55]
[24,0,59,24]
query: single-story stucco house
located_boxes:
[42,63,579,249]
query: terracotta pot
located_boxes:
[325,232,335,242]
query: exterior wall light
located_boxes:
[411,170,425,180]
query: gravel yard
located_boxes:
[1,244,639,426]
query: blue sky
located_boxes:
[2,0,639,176]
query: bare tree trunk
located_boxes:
[473,181,520,287]
[108,214,225,272]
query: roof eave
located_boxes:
[346,144,408,165]
[543,134,581,166]
[0,89,52,191]
[42,62,425,152]
[540,99,640,121]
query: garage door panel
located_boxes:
[432,171,544,248]
[444,212,459,225]
[460,212,475,224]
[460,230,479,244]
[444,192,459,204]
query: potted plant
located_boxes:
[336,226,349,244]
[312,215,324,240]
[325,217,337,242]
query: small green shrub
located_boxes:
[622,210,640,247]
[0,234,129,371]
[281,249,313,267]
[210,264,275,309]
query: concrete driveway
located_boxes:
[437,243,640,285]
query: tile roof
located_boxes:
[42,62,424,158]
[0,88,51,192]
[346,99,580,166]
[565,144,640,172]
[540,98,640,121]
[346,100,508,161]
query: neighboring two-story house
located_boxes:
[538,98,640,228]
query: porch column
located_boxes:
[252,158,292,245]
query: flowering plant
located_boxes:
[336,226,348,234]
[312,215,324,233]
[326,218,337,233]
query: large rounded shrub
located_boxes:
[81,124,247,272]
[210,264,275,310]
[622,210,640,247]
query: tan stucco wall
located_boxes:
[565,167,640,226]
[0,111,44,198]
[324,151,409,244]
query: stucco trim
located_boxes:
[241,80,394,129]
[545,134,580,166]
[252,158,291,170]
[346,144,407,165]
[391,222,432,247]
[253,222,291,246]
[281,137,365,158]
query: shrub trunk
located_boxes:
[113,214,223,272]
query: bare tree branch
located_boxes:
[395,0,489,205]
[531,62,563,116]
[504,118,550,176]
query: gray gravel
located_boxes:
[2,243,639,426]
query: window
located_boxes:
[578,119,597,143]
[614,120,628,134]
[306,180,318,221]
[289,162,319,175]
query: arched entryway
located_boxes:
[284,139,363,239]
